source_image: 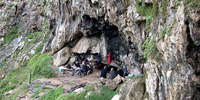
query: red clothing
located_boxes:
[107,53,112,64]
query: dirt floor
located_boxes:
[56,70,100,90]
[19,70,101,100]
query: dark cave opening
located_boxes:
[186,20,200,76]
[80,14,129,62]
[185,19,200,99]
[80,15,119,38]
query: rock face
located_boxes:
[1,0,200,100]
[72,37,102,54]
[53,47,71,67]
[48,0,199,99]
[0,0,58,71]
[119,77,146,100]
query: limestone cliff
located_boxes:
[0,0,200,100]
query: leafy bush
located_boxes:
[40,88,64,100]
[28,53,55,78]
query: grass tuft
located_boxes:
[86,87,117,100]
[4,26,20,44]
[161,26,171,39]
[28,53,55,78]
[142,37,158,59]
[55,86,117,100]
[40,88,64,100]
[136,0,158,17]
[0,53,54,99]
[0,66,29,98]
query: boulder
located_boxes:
[112,94,121,100]
[73,88,86,94]
[106,80,118,90]
[72,37,106,54]
[53,47,71,67]
[119,77,146,100]
[106,75,125,90]
[144,0,153,4]
[91,0,99,3]
[85,91,93,98]
[113,75,125,85]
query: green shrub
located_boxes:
[136,0,158,17]
[27,32,36,39]
[135,0,158,33]
[4,26,20,43]
[142,37,158,58]
[28,53,55,78]
[40,88,64,100]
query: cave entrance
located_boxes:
[62,14,131,78]
[185,19,200,99]
[80,14,129,63]
[186,20,200,76]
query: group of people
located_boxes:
[100,65,129,80]
[65,52,129,80]
[67,53,102,76]
[71,59,93,76]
